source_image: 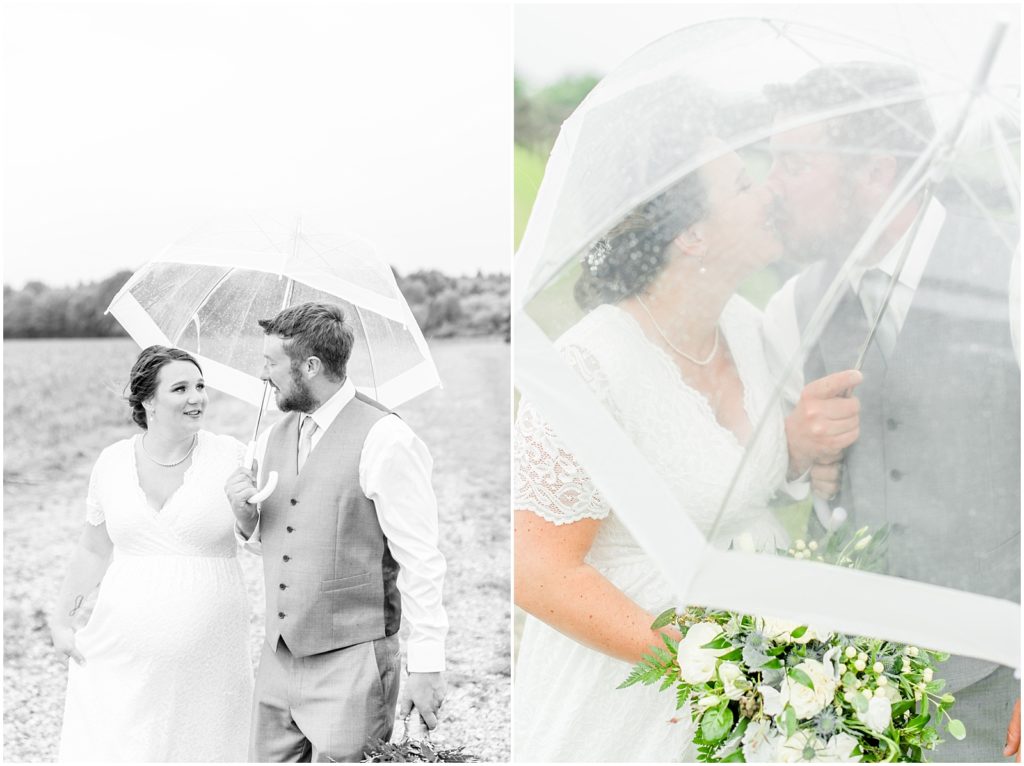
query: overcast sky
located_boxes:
[2,2,512,288]
[515,3,1020,88]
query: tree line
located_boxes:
[3,269,510,340]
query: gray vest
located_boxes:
[794,208,1020,690]
[259,392,402,658]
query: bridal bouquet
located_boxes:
[620,529,964,762]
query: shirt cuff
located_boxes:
[406,638,446,673]
[234,516,262,553]
[781,468,811,500]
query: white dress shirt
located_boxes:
[239,379,448,672]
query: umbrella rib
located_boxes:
[171,267,237,345]
[352,305,379,399]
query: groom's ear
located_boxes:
[672,227,707,259]
[304,356,323,378]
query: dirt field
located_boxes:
[3,336,511,762]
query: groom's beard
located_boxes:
[781,183,871,267]
[276,367,318,413]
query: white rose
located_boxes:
[741,719,782,763]
[718,662,750,700]
[697,694,720,711]
[783,659,838,720]
[759,684,785,716]
[778,730,822,762]
[820,733,861,763]
[759,616,831,644]
[856,695,893,734]
[677,622,728,684]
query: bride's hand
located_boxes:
[51,623,85,665]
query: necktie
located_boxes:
[858,269,901,360]
[297,415,318,471]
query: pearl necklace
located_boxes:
[635,295,720,367]
[142,433,198,467]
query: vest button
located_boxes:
[889,469,903,481]
[886,418,898,431]
[279,583,287,590]
[278,612,286,619]
[282,555,291,562]
[290,498,298,506]
[286,526,294,533]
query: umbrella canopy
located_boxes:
[515,15,1019,668]
[108,213,440,409]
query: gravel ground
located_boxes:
[3,337,510,762]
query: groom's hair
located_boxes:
[766,61,936,174]
[258,302,354,382]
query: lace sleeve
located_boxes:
[85,455,105,526]
[513,343,614,525]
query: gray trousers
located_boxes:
[931,665,1019,763]
[250,635,401,763]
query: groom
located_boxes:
[226,301,448,762]
[763,62,1020,762]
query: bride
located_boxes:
[513,136,860,762]
[50,346,253,762]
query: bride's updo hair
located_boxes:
[574,173,708,310]
[573,79,716,311]
[127,345,203,430]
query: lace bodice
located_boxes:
[86,431,246,558]
[514,299,788,569]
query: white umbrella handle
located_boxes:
[243,440,278,504]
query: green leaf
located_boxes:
[719,647,744,662]
[947,719,966,740]
[940,693,955,704]
[700,704,735,743]
[662,632,679,653]
[787,667,815,690]
[891,700,914,718]
[720,749,746,762]
[925,679,946,693]
[906,713,930,731]
[783,705,797,738]
[841,671,858,687]
[851,692,869,715]
[676,684,689,710]
[651,608,677,630]
[701,635,732,650]
[762,658,783,670]
[766,645,787,656]
[790,625,808,639]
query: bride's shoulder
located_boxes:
[198,430,246,461]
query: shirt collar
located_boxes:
[305,378,355,433]
[848,197,946,293]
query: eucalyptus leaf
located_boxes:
[783,705,797,738]
[947,719,966,740]
[650,608,677,631]
[788,668,815,690]
[700,704,734,743]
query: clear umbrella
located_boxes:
[514,12,1019,674]
[108,212,440,409]
[109,212,441,499]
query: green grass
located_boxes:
[514,143,546,250]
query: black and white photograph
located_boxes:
[513,4,1020,763]
[3,2,511,762]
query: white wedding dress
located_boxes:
[514,298,790,763]
[58,430,254,763]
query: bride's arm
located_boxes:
[515,509,678,664]
[49,523,114,664]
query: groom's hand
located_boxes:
[225,467,259,535]
[786,369,863,478]
[1005,697,1020,761]
[398,671,447,730]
